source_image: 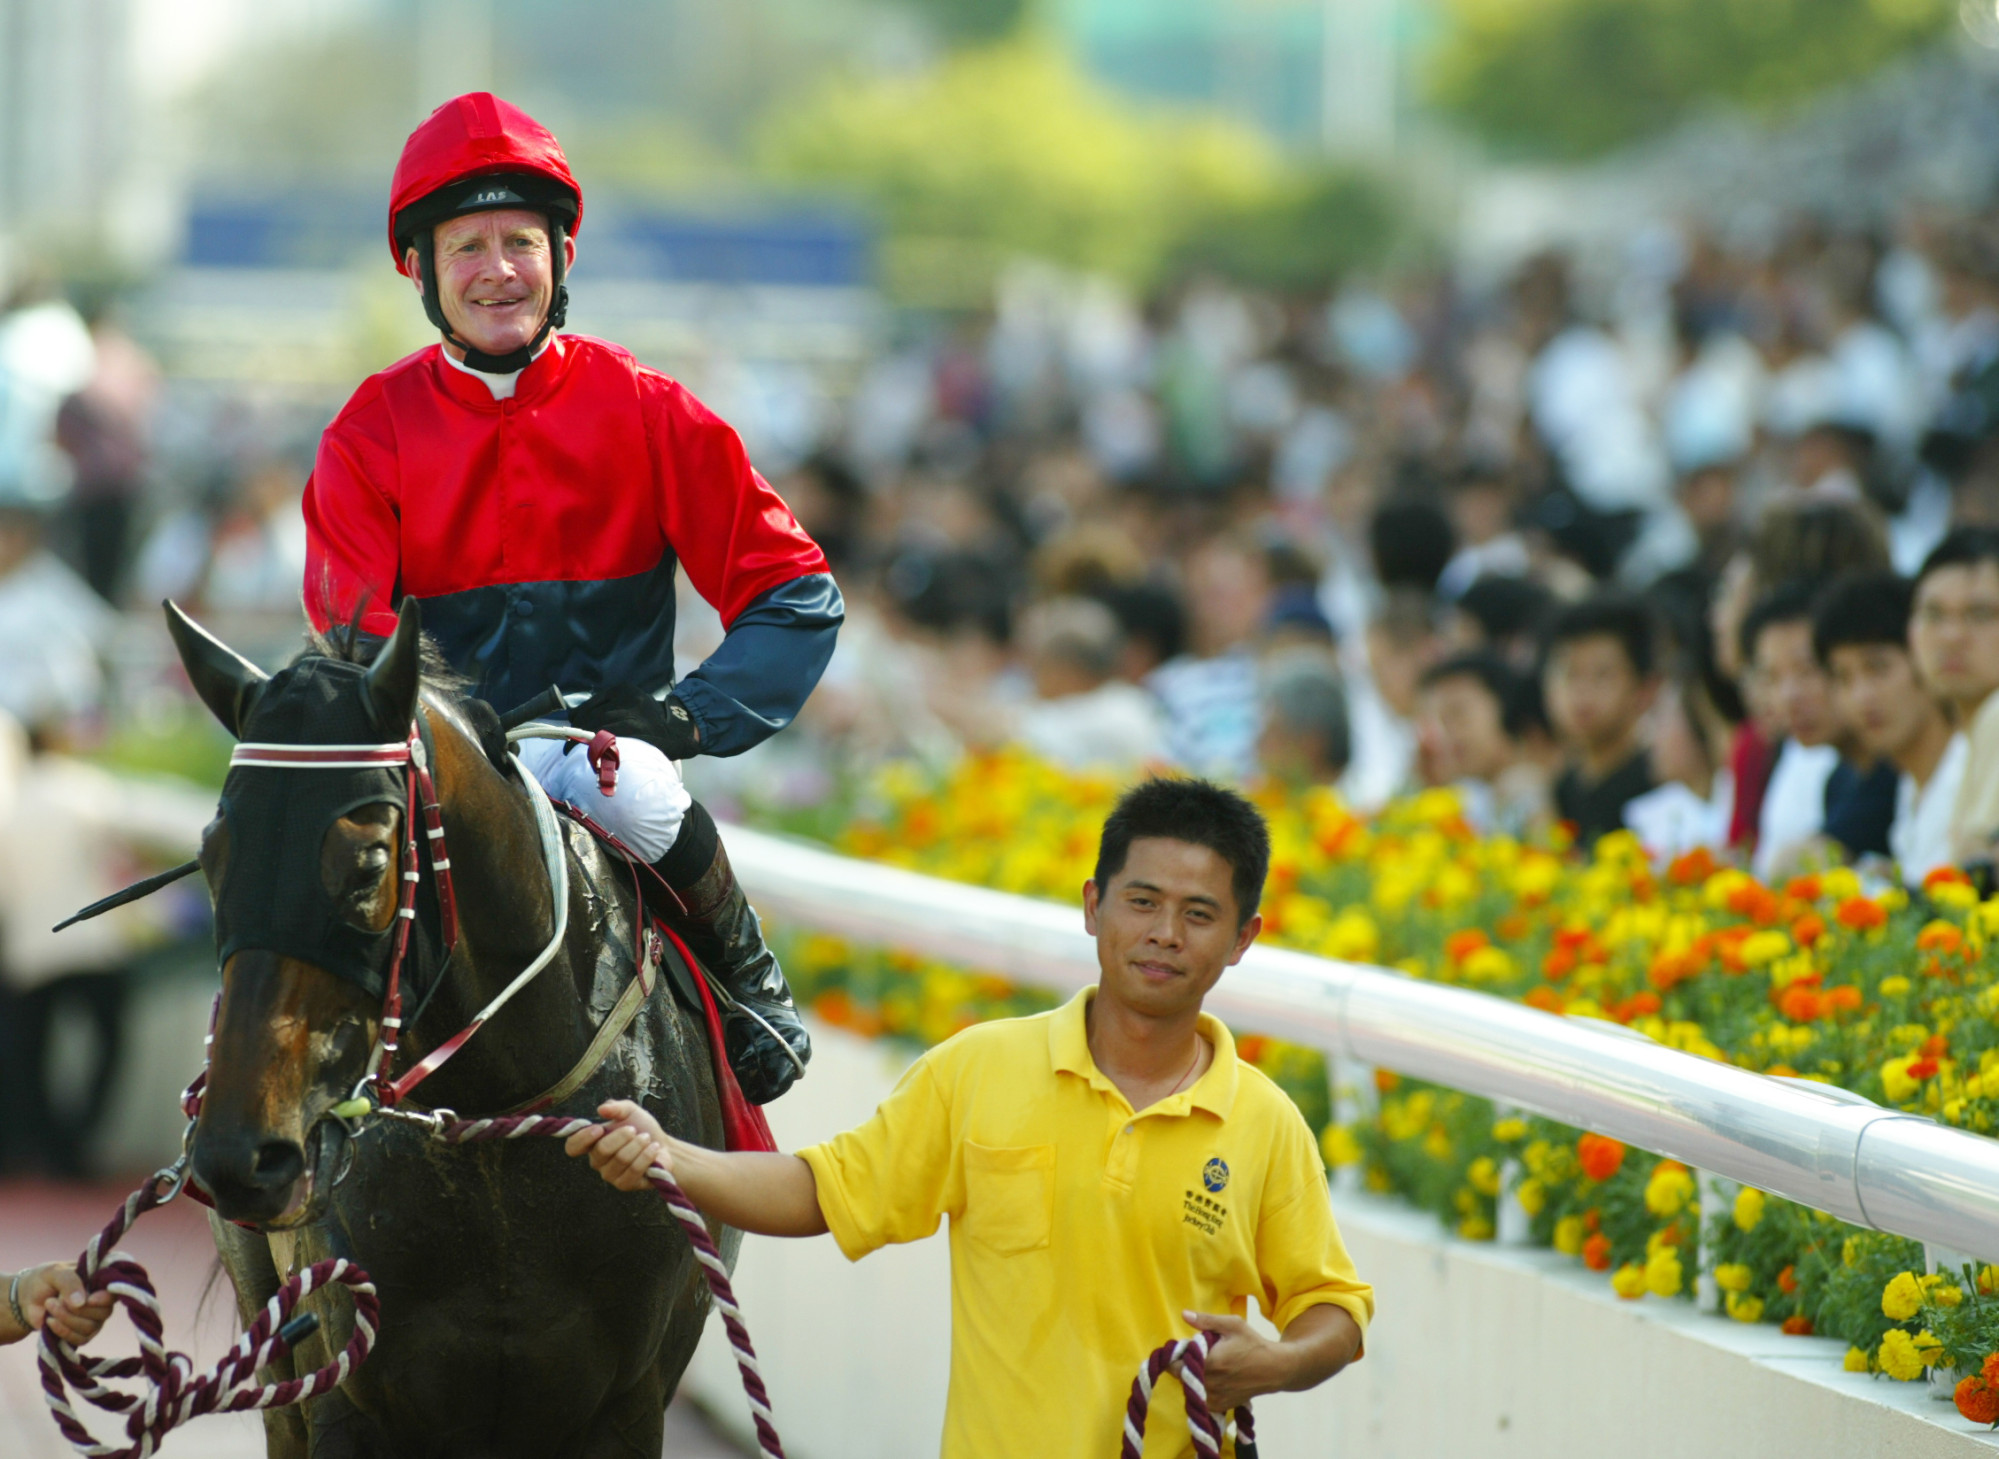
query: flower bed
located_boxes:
[768,750,1999,1422]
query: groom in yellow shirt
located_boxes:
[570,776,1373,1454]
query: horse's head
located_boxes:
[174,602,428,1227]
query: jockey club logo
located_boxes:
[470,187,521,205]
[1202,1158,1229,1194]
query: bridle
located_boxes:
[219,713,618,1121]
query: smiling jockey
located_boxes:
[302,93,841,1104]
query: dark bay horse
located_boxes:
[169,601,732,1458]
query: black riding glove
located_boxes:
[570,685,703,761]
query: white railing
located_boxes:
[726,825,1999,1262]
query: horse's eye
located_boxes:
[354,846,392,880]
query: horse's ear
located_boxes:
[362,599,423,735]
[164,601,268,738]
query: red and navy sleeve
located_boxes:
[648,375,844,757]
[303,381,404,639]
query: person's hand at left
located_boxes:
[8,1265,115,1347]
[1185,1302,1362,1412]
[569,686,702,761]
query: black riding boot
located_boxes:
[653,803,810,1104]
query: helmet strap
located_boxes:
[415,220,568,376]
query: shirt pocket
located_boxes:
[960,1141,1055,1255]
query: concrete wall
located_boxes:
[687,1019,1999,1459]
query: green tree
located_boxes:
[761,38,1402,302]
[891,0,1033,44]
[1427,0,1954,159]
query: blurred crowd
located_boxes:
[16,206,1999,1169]
[706,213,1999,902]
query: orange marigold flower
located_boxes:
[1778,1264,1799,1295]
[1445,929,1490,963]
[1614,991,1663,1024]
[1835,896,1887,931]
[1524,986,1565,1013]
[1984,1352,1999,1386]
[1583,1207,1601,1232]
[1924,865,1973,891]
[1668,847,1718,885]
[1909,1057,1941,1082]
[1791,913,1826,948]
[1374,1068,1401,1094]
[1542,946,1577,981]
[1496,911,1531,941]
[1648,950,1700,993]
[1581,1232,1613,1271]
[1824,985,1863,1014]
[1781,1315,1814,1336]
[1923,1033,1952,1059]
[1917,923,1965,955]
[1956,1372,1999,1427]
[1236,1035,1271,1065]
[1778,985,1824,1023]
[1577,1132,1627,1182]
[812,989,858,1028]
[1784,874,1822,902]
[1728,882,1782,925]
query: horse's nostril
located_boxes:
[250,1140,306,1191]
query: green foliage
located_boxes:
[1804,1229,1926,1357]
[1426,0,1954,159]
[758,38,1398,300]
[1172,167,1406,295]
[892,0,1032,44]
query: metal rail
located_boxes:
[726,825,1999,1262]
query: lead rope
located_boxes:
[1122,1329,1258,1459]
[36,1168,378,1459]
[38,1113,786,1459]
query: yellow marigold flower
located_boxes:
[1738,930,1791,967]
[1734,1187,1766,1232]
[1320,1125,1363,1168]
[1492,1117,1529,1142]
[1644,1164,1695,1218]
[1553,1214,1586,1255]
[1882,1056,1922,1105]
[1881,1271,1924,1320]
[1325,907,1380,962]
[1931,1282,1964,1308]
[1714,1263,1754,1293]
[1515,1177,1547,1216]
[1879,974,1912,998]
[1459,1214,1494,1241]
[1843,1237,1860,1268]
[1724,1291,1765,1323]
[1877,1329,1928,1381]
[1932,881,1979,910]
[1462,945,1514,982]
[1645,1248,1684,1298]
[1844,1346,1871,1373]
[1422,1125,1454,1161]
[1611,1263,1648,1299]
[1468,1156,1502,1197]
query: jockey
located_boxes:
[302,93,842,1104]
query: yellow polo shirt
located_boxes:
[797,988,1374,1458]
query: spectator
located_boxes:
[1256,652,1351,789]
[1415,651,1549,835]
[1343,588,1440,810]
[1095,580,1187,685]
[1911,529,1999,865]
[1623,674,1734,862]
[1739,584,1842,880]
[52,305,157,602]
[1150,534,1270,778]
[0,496,112,738]
[1816,572,1961,884]
[1542,596,1659,850]
[1445,574,1554,670]
[1011,597,1166,772]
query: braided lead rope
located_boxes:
[438,1114,784,1459]
[38,1178,379,1459]
[1121,1329,1256,1459]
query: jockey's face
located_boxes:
[408,208,576,360]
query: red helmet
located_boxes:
[387,92,582,276]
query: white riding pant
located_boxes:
[513,734,691,862]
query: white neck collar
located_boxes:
[440,334,554,401]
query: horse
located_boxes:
[168,600,733,1458]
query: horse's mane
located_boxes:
[302,611,471,698]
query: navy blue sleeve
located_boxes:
[673,572,845,757]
